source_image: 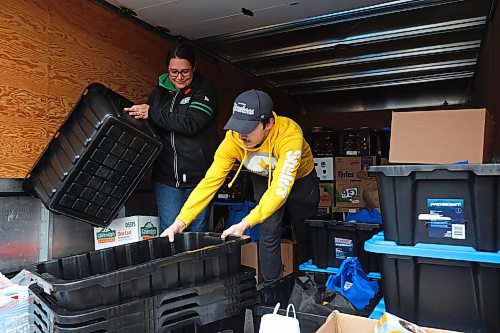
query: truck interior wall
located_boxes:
[471,1,500,158]
[0,0,299,179]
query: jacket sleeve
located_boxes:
[148,81,218,136]
[176,136,236,225]
[243,134,304,227]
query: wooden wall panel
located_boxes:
[0,0,300,178]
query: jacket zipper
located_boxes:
[170,91,180,187]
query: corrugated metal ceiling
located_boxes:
[101,0,496,112]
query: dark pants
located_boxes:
[252,170,319,283]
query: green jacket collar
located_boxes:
[158,72,178,92]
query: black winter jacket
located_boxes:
[147,74,219,188]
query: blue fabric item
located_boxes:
[325,257,379,310]
[345,208,382,224]
[154,181,211,233]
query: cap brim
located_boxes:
[223,116,261,134]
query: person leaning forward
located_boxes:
[160,89,320,283]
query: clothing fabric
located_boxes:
[224,89,274,134]
[154,181,211,233]
[177,114,315,227]
[253,170,319,282]
[147,73,219,188]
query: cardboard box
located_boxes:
[316,311,460,333]
[241,239,297,284]
[319,182,335,207]
[317,206,332,216]
[94,215,159,250]
[241,242,263,284]
[314,157,334,181]
[335,179,378,208]
[335,156,377,181]
[389,109,493,164]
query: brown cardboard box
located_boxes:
[241,239,297,284]
[319,182,334,207]
[241,242,263,284]
[389,109,493,164]
[317,206,332,216]
[316,311,460,333]
[335,179,378,208]
[335,156,377,181]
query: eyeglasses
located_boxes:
[169,68,193,78]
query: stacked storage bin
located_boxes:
[22,83,163,227]
[367,164,500,332]
[27,233,256,332]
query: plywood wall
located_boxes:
[0,0,299,178]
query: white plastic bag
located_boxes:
[0,272,29,333]
[259,302,301,333]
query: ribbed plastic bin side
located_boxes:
[306,216,381,272]
[30,267,255,333]
[25,233,250,310]
[369,164,500,251]
[365,233,500,332]
[23,83,163,227]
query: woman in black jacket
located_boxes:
[125,42,219,233]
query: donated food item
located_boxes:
[375,312,427,333]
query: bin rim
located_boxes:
[368,164,500,176]
[364,232,500,264]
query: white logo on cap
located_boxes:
[233,102,254,115]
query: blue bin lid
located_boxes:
[365,232,500,264]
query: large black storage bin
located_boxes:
[370,164,500,251]
[30,267,256,333]
[365,233,500,332]
[23,83,163,227]
[25,232,249,310]
[306,216,382,272]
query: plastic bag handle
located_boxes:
[286,303,297,319]
[273,302,281,314]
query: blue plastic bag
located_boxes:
[325,257,379,310]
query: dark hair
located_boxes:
[261,115,275,127]
[166,42,196,67]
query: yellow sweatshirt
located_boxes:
[177,113,315,227]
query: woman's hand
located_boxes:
[124,104,149,120]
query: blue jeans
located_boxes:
[154,182,211,233]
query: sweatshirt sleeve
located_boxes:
[244,134,304,227]
[148,81,217,136]
[176,136,236,225]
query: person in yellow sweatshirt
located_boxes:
[161,89,320,282]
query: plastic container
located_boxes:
[30,267,255,333]
[377,127,390,158]
[305,216,382,272]
[369,164,500,250]
[216,168,253,202]
[25,232,249,310]
[226,201,259,242]
[338,128,358,156]
[365,232,500,332]
[309,128,336,156]
[22,83,163,227]
[357,127,377,156]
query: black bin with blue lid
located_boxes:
[369,164,500,251]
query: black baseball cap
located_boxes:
[223,90,273,134]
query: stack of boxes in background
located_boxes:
[310,126,390,216]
